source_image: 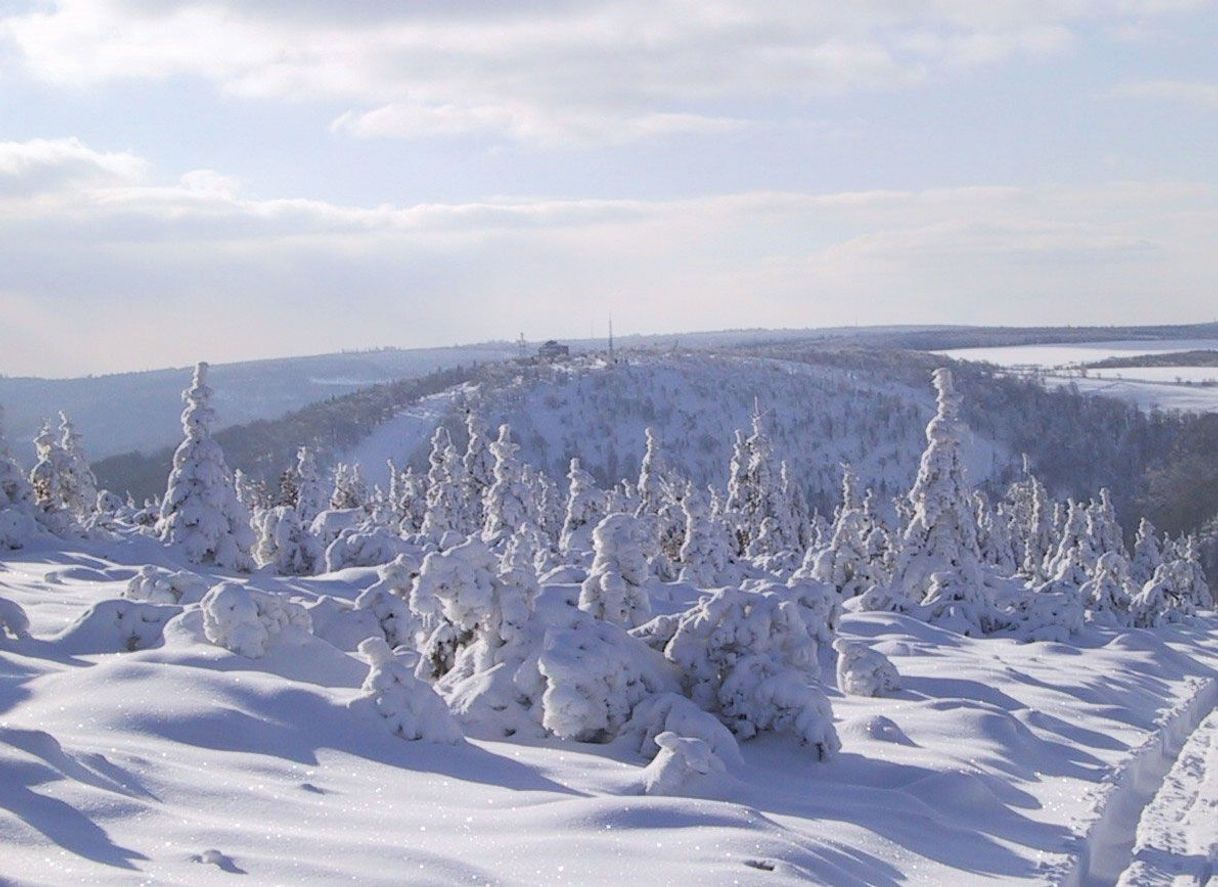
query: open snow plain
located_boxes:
[4,533,1218,885]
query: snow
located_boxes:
[341,387,472,489]
[5,541,1218,883]
[936,339,1218,368]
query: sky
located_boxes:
[1,1,1216,377]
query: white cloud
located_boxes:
[1114,79,1218,107]
[2,0,1196,145]
[0,137,145,197]
[0,138,1215,375]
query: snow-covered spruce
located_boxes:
[579,513,653,629]
[329,462,367,512]
[833,639,901,697]
[254,505,322,575]
[640,731,729,797]
[353,554,422,649]
[617,691,743,767]
[560,457,603,558]
[293,447,330,526]
[421,426,468,541]
[29,420,80,536]
[124,565,207,605]
[200,582,312,658]
[158,363,255,570]
[660,581,841,758]
[537,612,678,742]
[351,637,463,744]
[481,424,535,546]
[56,411,98,522]
[462,410,497,531]
[0,404,38,550]
[678,484,733,588]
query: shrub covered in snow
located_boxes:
[352,637,463,744]
[579,513,652,629]
[353,554,423,649]
[833,639,901,697]
[254,505,322,575]
[324,525,413,573]
[537,612,679,742]
[124,565,208,605]
[617,691,743,767]
[200,582,312,658]
[660,581,840,758]
[640,731,728,796]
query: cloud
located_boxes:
[0,138,1215,375]
[2,0,1196,146]
[1113,79,1218,108]
[0,137,146,197]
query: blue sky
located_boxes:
[1,1,1216,376]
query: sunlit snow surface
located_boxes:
[4,535,1218,885]
[938,340,1218,414]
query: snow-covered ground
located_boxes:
[4,535,1218,885]
[938,340,1218,414]
[935,340,1218,369]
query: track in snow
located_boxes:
[1062,678,1218,887]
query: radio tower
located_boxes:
[608,313,615,364]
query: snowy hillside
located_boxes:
[347,353,1009,516]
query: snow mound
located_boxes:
[617,691,743,768]
[0,595,30,640]
[201,582,312,658]
[123,564,208,605]
[640,731,728,797]
[55,599,181,654]
[833,638,901,697]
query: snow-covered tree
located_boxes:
[29,420,78,535]
[678,484,733,587]
[635,427,665,519]
[560,458,603,557]
[254,505,322,575]
[882,369,984,614]
[482,424,534,545]
[796,466,875,598]
[660,580,840,758]
[1080,551,1133,626]
[329,462,367,512]
[579,513,652,628]
[158,363,255,570]
[0,405,36,548]
[1131,518,1164,586]
[57,411,98,520]
[353,638,463,744]
[294,447,329,525]
[462,410,497,530]
[421,426,468,541]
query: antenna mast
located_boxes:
[608,313,615,363]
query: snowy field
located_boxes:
[938,341,1218,414]
[4,535,1218,886]
[935,340,1218,369]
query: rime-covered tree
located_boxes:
[462,410,496,529]
[560,457,603,556]
[422,426,468,540]
[635,427,665,519]
[158,362,254,570]
[0,406,37,549]
[293,447,329,525]
[678,483,732,587]
[884,369,983,610]
[57,411,98,520]
[579,513,652,628]
[797,467,874,598]
[1131,518,1164,586]
[29,421,79,535]
[329,462,367,512]
[254,505,322,575]
[482,424,534,545]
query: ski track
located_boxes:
[1062,678,1218,887]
